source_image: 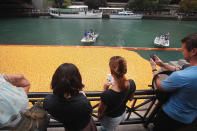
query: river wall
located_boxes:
[143,15,197,21]
[0,1,197,21]
[1,10,197,21]
[29,12,197,21]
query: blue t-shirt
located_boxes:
[84,31,88,36]
[161,66,197,124]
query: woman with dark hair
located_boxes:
[43,63,96,131]
[98,56,136,131]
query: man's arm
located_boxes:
[3,74,30,94]
[154,55,180,71]
[150,58,164,91]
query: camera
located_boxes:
[150,54,156,61]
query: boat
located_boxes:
[49,5,102,19]
[110,11,143,20]
[81,31,99,43]
[154,34,170,47]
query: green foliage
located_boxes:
[62,0,71,8]
[84,0,107,9]
[159,0,171,4]
[179,0,197,13]
[50,0,71,8]
[44,0,55,7]
[126,0,172,12]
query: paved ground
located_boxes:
[48,124,151,131]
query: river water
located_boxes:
[0,18,197,61]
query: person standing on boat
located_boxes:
[84,30,89,40]
[164,32,169,41]
[89,29,94,40]
[90,29,94,36]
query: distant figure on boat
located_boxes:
[89,29,94,40]
[90,29,94,35]
[84,30,89,40]
[164,32,170,40]
[81,29,99,43]
[154,32,170,47]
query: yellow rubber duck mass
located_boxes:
[0,45,153,92]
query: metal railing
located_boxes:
[28,89,157,128]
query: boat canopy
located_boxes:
[99,7,124,10]
[67,5,88,9]
[49,5,88,13]
[99,7,124,13]
[67,5,88,12]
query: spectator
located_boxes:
[150,33,197,131]
[0,74,30,129]
[43,63,96,131]
[98,56,136,131]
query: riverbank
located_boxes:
[2,12,196,21]
[143,14,197,21]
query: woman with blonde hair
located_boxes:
[98,56,136,131]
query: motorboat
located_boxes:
[49,5,102,19]
[81,32,99,43]
[110,11,143,20]
[154,34,170,47]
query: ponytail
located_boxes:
[109,56,128,90]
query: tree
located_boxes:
[53,0,71,8]
[62,0,71,7]
[108,0,129,1]
[126,0,172,12]
[44,0,55,7]
[179,0,197,13]
[126,0,159,12]
[159,0,171,4]
[84,0,108,9]
[170,0,181,4]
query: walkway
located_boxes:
[48,124,150,131]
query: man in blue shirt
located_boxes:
[150,33,197,131]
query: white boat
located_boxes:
[154,34,170,47]
[81,33,99,43]
[49,5,102,19]
[110,11,143,20]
